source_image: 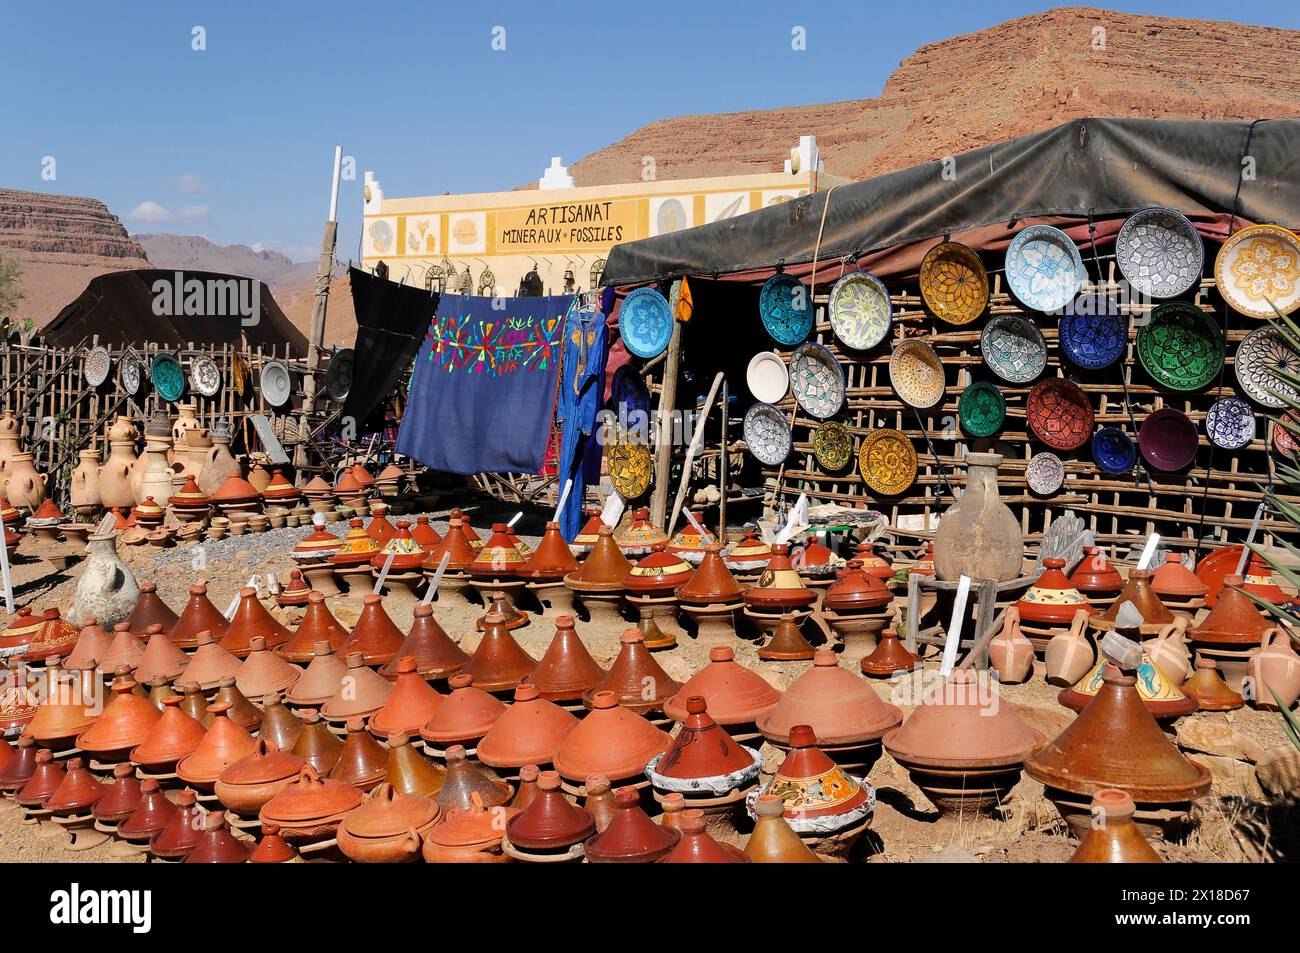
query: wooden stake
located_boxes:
[649,282,683,527]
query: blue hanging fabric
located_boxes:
[557,294,610,541]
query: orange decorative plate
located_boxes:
[919,242,989,325]
[858,429,918,496]
[1214,224,1300,318]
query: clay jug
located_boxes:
[1247,627,1300,710]
[932,451,1022,582]
[197,429,240,498]
[1069,789,1162,863]
[1148,617,1193,685]
[71,531,141,628]
[0,410,21,478]
[3,452,47,511]
[987,607,1035,683]
[744,793,820,863]
[136,438,176,506]
[1044,609,1095,687]
[70,448,102,514]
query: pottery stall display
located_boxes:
[674,543,748,645]
[564,525,632,638]
[1189,575,1274,691]
[622,545,694,650]
[582,628,681,716]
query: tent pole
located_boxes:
[297,146,343,475]
[649,281,682,528]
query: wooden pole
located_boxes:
[718,378,728,540]
[668,371,725,536]
[297,146,343,474]
[649,281,682,528]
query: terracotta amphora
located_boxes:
[932,451,1022,582]
[70,448,102,515]
[1246,627,1300,710]
[987,607,1035,683]
[99,419,140,510]
[1068,789,1162,863]
[1147,617,1193,685]
[3,452,47,511]
[1044,609,1096,687]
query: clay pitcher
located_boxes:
[99,420,139,510]
[71,531,141,628]
[70,448,102,515]
[1247,627,1300,710]
[1147,617,1193,686]
[3,452,47,511]
[0,410,21,478]
[1045,608,1095,687]
[137,439,177,507]
[987,607,1034,683]
[198,431,240,498]
[932,452,1022,582]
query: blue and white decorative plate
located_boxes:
[828,272,891,350]
[759,273,814,346]
[743,402,792,466]
[980,314,1047,384]
[1025,452,1065,495]
[1235,326,1300,409]
[790,343,844,419]
[620,287,673,359]
[1004,225,1086,313]
[1204,397,1256,450]
[1091,426,1136,475]
[1115,207,1204,300]
[1059,310,1128,370]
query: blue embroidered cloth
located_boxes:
[397,293,568,475]
[556,296,610,541]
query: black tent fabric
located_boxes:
[42,269,308,353]
[341,267,438,429]
[602,118,1300,287]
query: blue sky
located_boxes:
[3,1,1296,263]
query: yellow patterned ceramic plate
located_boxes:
[812,421,853,472]
[608,437,652,499]
[919,242,989,325]
[858,428,918,496]
[1214,224,1300,318]
[889,339,946,409]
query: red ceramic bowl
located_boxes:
[1025,379,1093,451]
[1138,407,1199,471]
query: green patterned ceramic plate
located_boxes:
[958,381,1006,437]
[1136,303,1223,392]
[812,421,853,472]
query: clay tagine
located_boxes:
[615,507,668,556]
[438,744,511,813]
[338,782,440,864]
[130,696,206,772]
[370,519,426,575]
[98,622,146,672]
[423,516,478,574]
[0,734,38,794]
[331,518,381,568]
[378,603,468,680]
[676,542,747,605]
[724,530,772,574]
[340,593,405,667]
[320,652,393,723]
[1060,613,1197,722]
[249,824,301,863]
[220,587,292,657]
[1089,568,1177,634]
[570,509,604,555]
[518,521,578,581]
[177,630,242,690]
[329,717,388,791]
[148,788,202,859]
[167,583,229,649]
[45,757,107,815]
[411,515,441,551]
[477,682,579,771]
[664,646,781,730]
[1151,552,1209,607]
[258,763,363,844]
[117,778,176,843]
[92,763,143,825]
[759,614,816,661]
[1180,658,1243,711]
[292,515,342,563]
[75,670,161,759]
[822,560,892,613]
[369,656,445,737]
[176,702,258,790]
[648,695,760,794]
[1070,546,1126,601]
[750,725,873,835]
[565,525,632,592]
[1190,575,1272,647]
[1016,557,1090,635]
[860,627,921,678]
[742,544,817,611]
[280,593,350,664]
[1069,788,1163,863]
[134,624,190,684]
[467,523,527,580]
[623,545,695,597]
[386,730,447,798]
[285,641,348,707]
[582,628,681,713]
[585,785,681,863]
[124,582,179,635]
[214,737,307,818]
[292,709,344,775]
[185,810,253,863]
[421,791,519,863]
[526,616,606,703]
[419,674,505,751]
[554,690,671,786]
[659,809,749,863]
[459,610,537,693]
[503,769,594,861]
[63,618,113,671]
[236,635,302,698]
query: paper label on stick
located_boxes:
[422,552,451,604]
[601,493,625,529]
[373,551,396,594]
[1137,533,1160,571]
[940,575,971,677]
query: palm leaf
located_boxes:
[1271,687,1300,751]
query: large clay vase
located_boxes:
[1247,627,1300,710]
[198,431,240,498]
[99,420,139,510]
[71,531,141,627]
[3,452,47,511]
[70,448,102,515]
[932,451,1023,582]
[137,437,177,506]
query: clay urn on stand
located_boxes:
[821,559,893,662]
[70,447,102,519]
[554,690,671,792]
[460,610,537,695]
[675,543,748,646]
[664,646,782,743]
[418,674,506,756]
[860,626,921,679]
[421,517,480,610]
[622,544,694,650]
[582,628,681,718]
[1190,575,1273,690]
[518,521,580,617]
[379,603,468,681]
[1016,557,1091,651]
[1069,788,1163,863]
[563,525,632,644]
[741,543,817,636]
[502,769,594,863]
[526,616,606,710]
[932,451,1024,583]
[168,583,229,650]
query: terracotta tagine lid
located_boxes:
[725,531,772,573]
[655,696,758,781]
[125,582,179,635]
[293,517,342,562]
[505,769,594,851]
[0,734,38,792]
[280,593,350,664]
[744,794,820,863]
[477,682,579,769]
[213,474,261,506]
[285,641,349,706]
[334,469,363,497]
[75,671,162,756]
[822,560,891,612]
[5,608,80,663]
[134,625,190,683]
[351,465,376,489]
[168,583,229,648]
[759,650,903,748]
[1068,788,1163,863]
[1017,558,1090,625]
[170,475,210,508]
[571,508,604,552]
[149,788,202,858]
[623,544,695,596]
[118,778,176,840]
[292,709,344,775]
[467,523,526,579]
[340,594,405,667]
[321,652,394,722]
[186,810,253,863]
[378,603,468,680]
[1191,576,1273,645]
[1152,552,1209,600]
[386,731,446,798]
[664,646,782,725]
[438,744,511,813]
[366,505,396,545]
[213,677,263,732]
[760,725,870,822]
[27,668,96,745]
[582,628,681,712]
[411,515,441,551]
[176,702,258,787]
[1180,658,1243,711]
[565,525,632,591]
[1025,663,1212,806]
[527,616,606,702]
[759,614,816,661]
[249,823,300,863]
[554,690,671,784]
[260,763,363,826]
[370,656,445,737]
[331,518,381,566]
[1091,568,1176,630]
[303,475,334,497]
[584,785,680,863]
[260,695,303,751]
[423,517,478,573]
[659,809,749,863]
[519,521,578,581]
[217,736,305,795]
[276,570,310,608]
[45,757,107,815]
[1243,551,1289,604]
[676,543,746,605]
[93,763,143,823]
[221,587,292,657]
[130,695,206,769]
[261,469,300,502]
[1069,546,1125,596]
[27,497,67,524]
[666,519,715,565]
[797,537,836,577]
[742,544,817,610]
[177,681,210,726]
[236,636,302,698]
[419,674,506,747]
[340,781,439,847]
[371,519,425,572]
[424,791,519,858]
[460,611,537,693]
[329,717,388,791]
[178,630,242,690]
[615,508,669,556]
[63,618,113,671]
[476,591,527,632]
[98,623,145,672]
[851,541,894,581]
[15,749,65,807]
[860,627,921,678]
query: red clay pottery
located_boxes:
[468,523,527,579]
[130,696,206,771]
[1069,546,1125,600]
[623,545,694,597]
[419,674,506,750]
[1089,569,1177,633]
[215,737,307,817]
[504,769,594,858]
[822,560,891,612]
[378,603,468,680]
[987,608,1035,682]
[92,763,142,824]
[285,641,349,707]
[585,785,680,863]
[212,677,263,732]
[0,734,38,793]
[1025,663,1212,839]
[370,656,445,737]
[176,702,258,789]
[98,622,146,672]
[0,659,39,736]
[320,652,393,723]
[754,725,872,832]
[884,669,1041,815]
[338,782,440,863]
[185,810,253,863]
[616,508,668,556]
[15,749,65,808]
[1247,627,1300,710]
[385,731,446,798]
[371,520,426,573]
[64,618,112,671]
[332,519,381,567]
[554,690,671,785]
[1242,551,1289,604]
[259,695,304,751]
[932,451,1023,582]
[134,624,190,683]
[860,627,921,678]
[743,544,817,610]
[571,508,603,554]
[724,531,772,574]
[665,646,782,726]
[169,476,211,521]
[45,757,106,815]
[1059,634,1197,722]
[664,519,713,566]
[513,763,541,811]
[460,611,537,693]
[583,776,617,831]
[423,517,477,573]
[1045,609,1097,687]
[438,744,511,813]
[366,506,397,545]
[519,521,578,581]
[168,583,229,649]
[330,717,388,791]
[527,616,605,702]
[178,629,242,690]
[76,671,161,758]
[276,570,311,608]
[1148,618,1194,685]
[1181,659,1243,711]
[221,587,291,657]
[744,794,820,863]
[658,809,749,863]
[259,763,363,844]
[124,582,178,636]
[27,668,97,747]
[292,709,344,774]
[759,614,816,661]
[117,778,176,842]
[1069,789,1163,863]
[566,525,632,590]
[1017,558,1090,630]
[411,515,441,551]
[249,824,300,863]
[583,628,681,713]
[796,537,837,578]
[477,682,579,770]
[651,696,759,785]
[339,594,405,667]
[292,518,343,562]
[852,542,894,582]
[236,635,303,698]
[475,591,527,632]
[422,791,519,863]
[4,607,80,662]
[1152,552,1209,602]
[1191,576,1271,647]
[676,543,747,605]
[149,788,202,859]
[261,469,300,503]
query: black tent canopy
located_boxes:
[601,118,1300,288]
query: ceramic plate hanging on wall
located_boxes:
[958,381,1006,437]
[746,351,789,404]
[620,287,674,358]
[1214,224,1300,318]
[812,421,853,472]
[190,356,222,397]
[119,351,142,395]
[1058,310,1127,370]
[151,353,186,402]
[1025,452,1065,495]
[1204,397,1255,450]
[1273,414,1300,461]
[743,402,792,466]
[1115,207,1204,300]
[259,360,292,407]
[827,272,891,350]
[1091,426,1136,474]
[889,339,946,409]
[324,348,353,401]
[1004,225,1086,313]
[919,242,989,325]
[610,364,652,422]
[83,346,111,387]
[858,428,917,496]
[980,314,1047,384]
[1138,408,1199,471]
[1025,378,1093,451]
[759,273,813,346]
[608,436,652,499]
[789,343,844,419]
[1235,326,1300,408]
[1135,303,1223,392]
